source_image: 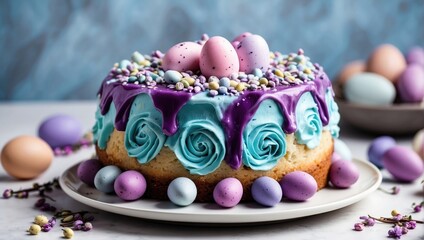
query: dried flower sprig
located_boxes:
[412,202,423,213]
[53,133,93,156]
[2,178,60,200]
[378,186,400,195]
[55,210,94,231]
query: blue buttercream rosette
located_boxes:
[93,104,116,149]
[295,92,323,149]
[325,90,340,138]
[125,112,166,164]
[166,119,226,175]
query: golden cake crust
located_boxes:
[96,130,333,202]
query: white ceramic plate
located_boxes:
[60,160,382,224]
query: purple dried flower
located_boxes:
[405,221,416,229]
[3,189,13,199]
[40,203,51,211]
[34,198,46,208]
[388,226,403,239]
[41,224,52,232]
[392,214,402,221]
[391,186,400,195]
[82,222,93,231]
[401,227,408,235]
[354,223,364,231]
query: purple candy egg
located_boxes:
[77,159,103,187]
[406,47,424,67]
[38,114,83,148]
[213,177,243,208]
[251,176,282,207]
[279,171,317,201]
[367,136,396,168]
[382,146,424,182]
[114,170,146,201]
[397,64,424,103]
[236,34,270,74]
[329,160,359,188]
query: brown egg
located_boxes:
[1,135,53,180]
[337,60,366,85]
[366,44,406,83]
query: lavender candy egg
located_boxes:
[77,159,103,187]
[167,177,197,206]
[38,114,83,148]
[94,165,122,193]
[406,47,424,67]
[114,170,146,201]
[162,42,202,72]
[236,35,270,74]
[213,177,243,208]
[382,146,424,182]
[367,136,396,168]
[279,171,317,201]
[329,160,359,188]
[232,32,252,43]
[397,64,424,103]
[251,176,282,207]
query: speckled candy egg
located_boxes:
[279,171,317,201]
[251,176,282,207]
[336,60,366,85]
[412,128,424,160]
[213,177,243,208]
[329,160,360,188]
[94,165,122,193]
[38,114,83,148]
[200,36,239,78]
[236,34,270,74]
[406,47,424,67]
[344,73,396,105]
[77,159,103,187]
[1,136,53,180]
[367,136,396,168]
[334,139,352,161]
[231,32,252,48]
[167,177,197,206]
[397,64,424,103]
[162,42,202,72]
[382,146,424,182]
[114,170,146,201]
[366,44,407,83]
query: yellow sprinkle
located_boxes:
[209,81,219,90]
[130,69,139,76]
[274,69,284,77]
[287,76,295,82]
[182,77,195,86]
[235,83,245,92]
[141,60,151,66]
[230,80,238,87]
[304,68,312,74]
[113,63,119,68]
[259,78,268,86]
[181,80,190,88]
[269,52,275,59]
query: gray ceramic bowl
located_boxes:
[336,98,424,135]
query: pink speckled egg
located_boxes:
[279,171,317,201]
[200,36,239,78]
[366,44,406,83]
[114,170,146,201]
[232,32,252,43]
[382,146,424,182]
[213,177,243,208]
[236,35,270,74]
[77,159,103,187]
[162,42,202,72]
[329,160,359,188]
[397,64,424,103]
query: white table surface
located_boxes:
[0,101,423,240]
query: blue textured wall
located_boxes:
[0,0,423,101]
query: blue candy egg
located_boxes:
[334,139,352,161]
[38,114,83,148]
[167,177,197,206]
[251,176,282,207]
[94,165,122,193]
[367,136,396,168]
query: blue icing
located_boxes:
[295,92,323,149]
[242,99,287,170]
[125,94,166,164]
[324,89,340,138]
[165,92,229,175]
[93,102,116,149]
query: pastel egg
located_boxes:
[336,60,366,85]
[412,128,424,160]
[344,73,396,105]
[382,146,424,182]
[334,139,352,161]
[329,160,360,188]
[167,177,197,206]
[114,170,146,201]
[397,64,424,103]
[366,44,406,83]
[251,176,282,207]
[331,152,342,162]
[200,36,240,78]
[94,165,122,193]
[406,47,424,67]
[1,136,53,180]
[38,114,83,148]
[162,42,202,72]
[236,34,270,74]
[213,177,243,208]
[77,159,103,187]
[279,171,317,201]
[232,32,252,43]
[367,136,396,169]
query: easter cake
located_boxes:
[93,33,340,202]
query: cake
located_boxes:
[92,33,340,203]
